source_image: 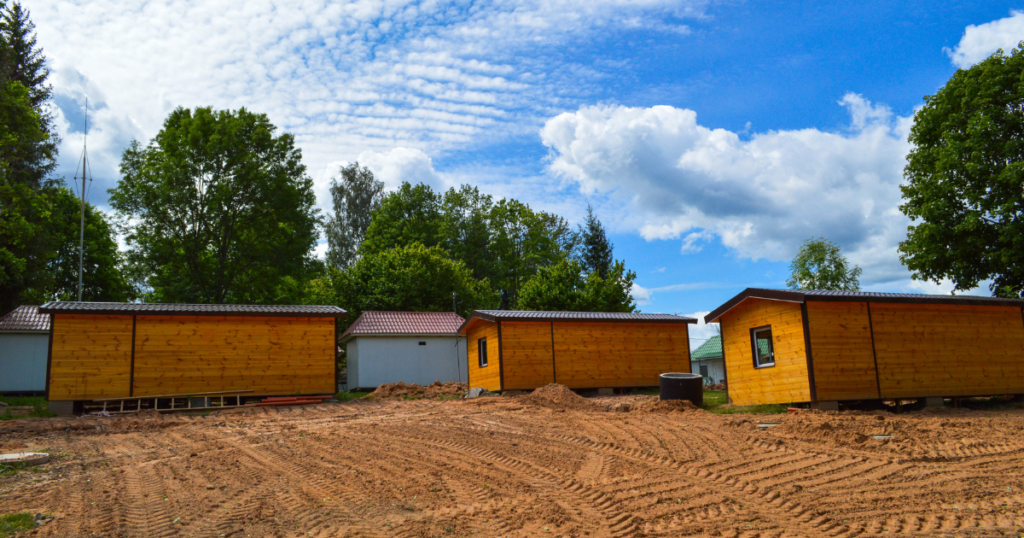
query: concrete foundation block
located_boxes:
[811,400,839,411]
[48,400,74,416]
[925,397,945,407]
[597,388,614,396]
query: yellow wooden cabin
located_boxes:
[457,310,696,391]
[705,289,1024,407]
[40,302,345,410]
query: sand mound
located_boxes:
[518,384,598,411]
[367,381,468,400]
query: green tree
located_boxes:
[899,45,1024,298]
[332,243,498,324]
[489,199,564,309]
[518,258,637,312]
[0,1,57,188]
[34,186,133,302]
[359,182,442,256]
[325,162,384,269]
[786,237,862,291]
[440,185,493,282]
[577,204,612,277]
[110,107,320,304]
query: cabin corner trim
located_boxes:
[800,303,817,403]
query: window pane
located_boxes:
[754,329,774,366]
[478,338,488,368]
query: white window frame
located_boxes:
[750,325,775,368]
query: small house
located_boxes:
[705,289,1024,407]
[340,311,468,390]
[0,305,50,394]
[40,302,345,412]
[690,335,725,385]
[457,310,696,391]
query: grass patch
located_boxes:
[700,391,788,415]
[0,512,35,536]
[0,397,55,421]
[436,394,462,401]
[335,391,371,403]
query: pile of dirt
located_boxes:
[705,383,726,391]
[518,384,598,411]
[367,381,468,400]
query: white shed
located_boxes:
[340,311,468,390]
[0,305,50,394]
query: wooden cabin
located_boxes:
[705,289,1024,407]
[457,310,696,391]
[39,302,346,411]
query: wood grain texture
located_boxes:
[550,322,690,389]
[806,301,880,401]
[501,322,555,389]
[721,299,811,406]
[465,319,501,391]
[49,314,134,400]
[132,316,335,396]
[871,303,1024,398]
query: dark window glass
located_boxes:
[478,338,488,368]
[752,327,775,367]
[418,341,426,346]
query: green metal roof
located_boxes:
[691,335,722,360]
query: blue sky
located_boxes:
[31,0,1024,344]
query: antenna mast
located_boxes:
[76,99,88,302]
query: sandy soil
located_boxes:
[2,387,1024,538]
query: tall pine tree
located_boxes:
[577,204,613,278]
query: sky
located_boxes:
[29,0,1024,347]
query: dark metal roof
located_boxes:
[458,310,697,333]
[38,301,347,318]
[339,311,465,342]
[0,305,50,332]
[705,288,1024,323]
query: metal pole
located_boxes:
[77,100,87,302]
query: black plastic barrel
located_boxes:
[659,373,703,406]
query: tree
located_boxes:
[110,107,320,304]
[786,237,862,291]
[899,45,1024,298]
[518,258,637,312]
[577,204,613,277]
[325,162,383,269]
[359,182,442,256]
[35,186,133,302]
[332,243,498,323]
[489,198,564,309]
[440,185,494,282]
[0,1,57,188]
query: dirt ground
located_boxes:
[2,386,1024,538]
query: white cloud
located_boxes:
[947,11,1024,69]
[630,283,652,306]
[684,311,718,351]
[679,229,713,254]
[541,94,914,286]
[652,267,666,273]
[356,147,448,192]
[31,0,705,211]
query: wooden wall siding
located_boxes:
[551,322,690,389]
[806,301,880,401]
[132,316,335,396]
[871,304,1024,398]
[721,299,811,406]
[465,320,501,392]
[501,322,555,389]
[49,314,133,400]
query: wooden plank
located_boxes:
[806,301,879,401]
[49,314,134,400]
[551,322,689,389]
[465,320,501,391]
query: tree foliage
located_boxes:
[325,162,383,269]
[518,258,637,312]
[325,242,498,323]
[899,45,1024,298]
[110,107,320,304]
[360,182,442,256]
[786,237,862,291]
[577,204,613,277]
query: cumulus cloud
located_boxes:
[541,95,914,285]
[356,147,447,192]
[630,283,652,306]
[684,311,718,350]
[946,11,1024,68]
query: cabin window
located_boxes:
[750,326,775,368]
[478,338,488,368]
[418,341,427,346]
[699,364,709,378]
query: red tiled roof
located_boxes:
[340,311,465,341]
[0,305,50,332]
